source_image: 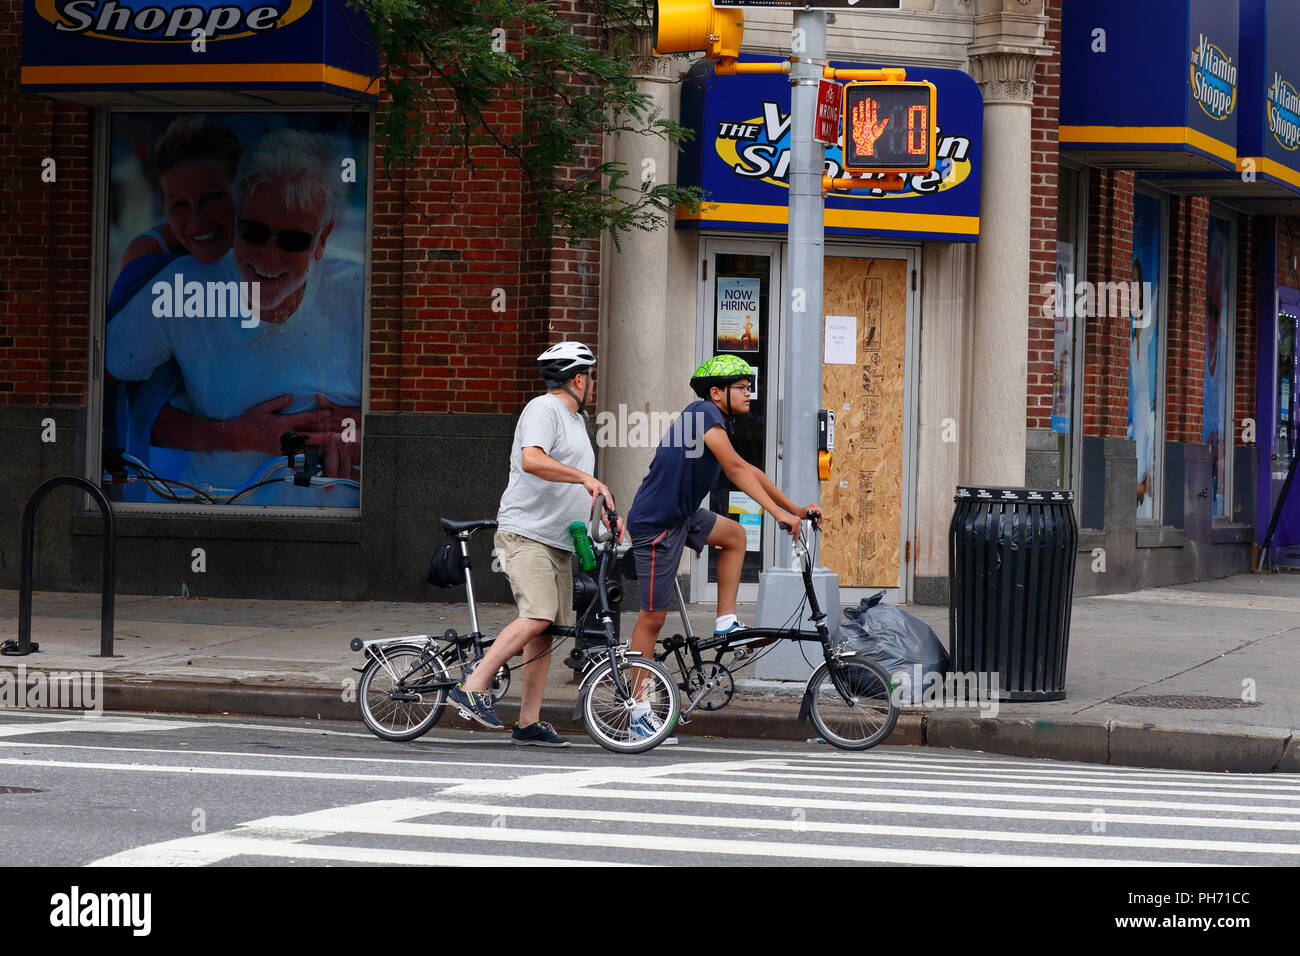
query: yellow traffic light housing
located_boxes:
[653,1,744,62]
[841,80,937,175]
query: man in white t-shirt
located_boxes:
[106,129,362,506]
[449,342,618,746]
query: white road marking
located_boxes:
[310,798,1300,856]
[558,786,1300,831]
[0,717,193,737]
[86,798,1210,868]
[603,774,1300,816]
[0,756,469,786]
[710,767,1300,800]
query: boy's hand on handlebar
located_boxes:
[803,504,824,528]
[776,510,802,542]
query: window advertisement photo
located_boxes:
[101,111,368,509]
[1129,192,1162,520]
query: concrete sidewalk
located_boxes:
[2,573,1298,773]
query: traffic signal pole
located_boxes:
[780,9,827,562]
[754,10,839,668]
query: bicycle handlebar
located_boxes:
[589,493,619,545]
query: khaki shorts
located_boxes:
[493,530,574,626]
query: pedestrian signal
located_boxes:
[841,81,937,175]
[653,1,744,61]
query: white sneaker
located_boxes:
[629,704,677,746]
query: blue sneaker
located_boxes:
[512,721,571,748]
[629,705,677,746]
[448,683,504,729]
[715,621,776,652]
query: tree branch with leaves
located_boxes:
[349,0,704,246]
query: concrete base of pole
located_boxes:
[752,566,840,680]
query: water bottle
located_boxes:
[568,520,597,572]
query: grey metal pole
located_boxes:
[778,9,827,567]
[755,11,838,679]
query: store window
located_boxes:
[1205,213,1236,518]
[704,251,773,587]
[98,110,370,512]
[1130,190,1167,522]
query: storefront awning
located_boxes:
[676,57,982,242]
[1060,0,1239,173]
[20,0,379,105]
[1144,0,1300,211]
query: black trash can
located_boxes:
[948,487,1078,702]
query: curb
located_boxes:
[9,674,1295,772]
[927,711,1298,774]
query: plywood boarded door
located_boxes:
[820,256,909,589]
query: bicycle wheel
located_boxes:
[357,644,449,741]
[580,658,680,754]
[807,657,898,751]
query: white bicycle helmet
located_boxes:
[538,341,596,412]
[538,341,596,382]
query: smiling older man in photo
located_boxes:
[107,128,364,506]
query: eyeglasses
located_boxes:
[237,219,316,253]
[730,383,753,394]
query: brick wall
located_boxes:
[1082,169,1134,438]
[1235,216,1260,436]
[1026,0,1062,431]
[0,0,93,407]
[1164,196,1209,443]
[0,0,604,417]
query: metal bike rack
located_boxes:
[3,476,116,658]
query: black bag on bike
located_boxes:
[427,536,464,588]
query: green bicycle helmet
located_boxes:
[690,354,756,417]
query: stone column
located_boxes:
[966,0,1051,486]
[598,54,698,513]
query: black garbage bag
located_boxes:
[839,591,951,705]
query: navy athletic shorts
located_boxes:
[631,508,718,612]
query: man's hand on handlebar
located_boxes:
[776,510,803,542]
[803,504,824,529]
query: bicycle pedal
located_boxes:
[458,709,473,722]
[677,712,692,726]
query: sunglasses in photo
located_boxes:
[237,219,317,253]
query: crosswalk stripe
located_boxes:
[708,767,1300,801]
[552,786,1300,831]
[0,717,193,738]
[772,758,1300,791]
[361,799,1299,856]
[611,775,1300,816]
[208,817,1210,867]
[88,833,631,868]
[0,756,470,786]
[789,751,1300,783]
[786,754,1300,787]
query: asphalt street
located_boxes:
[0,709,1297,868]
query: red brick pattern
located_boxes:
[1164,196,1209,443]
[1082,170,1135,438]
[0,0,93,406]
[1235,216,1260,435]
[1026,0,1062,431]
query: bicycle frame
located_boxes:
[653,520,865,719]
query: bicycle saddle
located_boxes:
[439,517,499,534]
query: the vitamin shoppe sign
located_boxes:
[21,0,378,101]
